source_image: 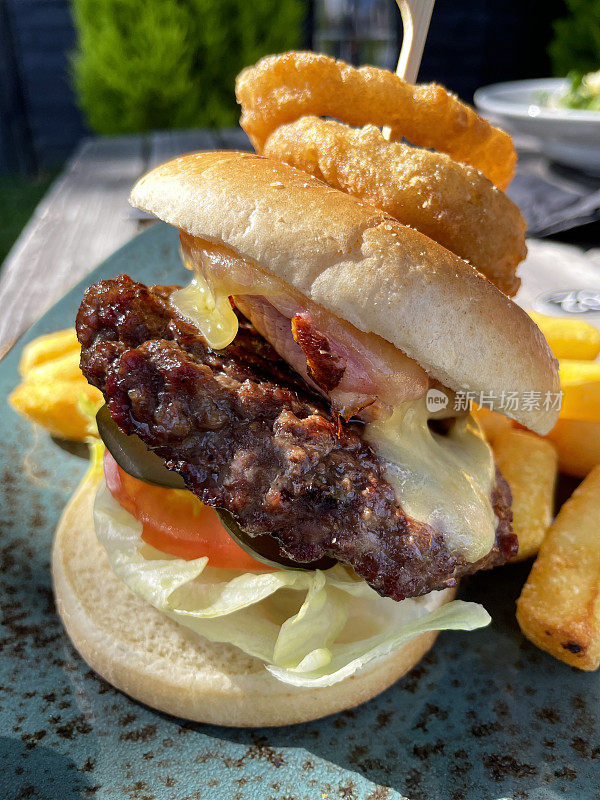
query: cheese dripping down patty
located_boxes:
[170,256,239,350]
[170,236,498,564]
[364,401,496,563]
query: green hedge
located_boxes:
[71,0,304,134]
[549,0,600,76]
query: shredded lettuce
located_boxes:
[94,479,490,687]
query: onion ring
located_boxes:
[263,117,526,296]
[236,51,516,190]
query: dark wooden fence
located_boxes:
[0,0,87,173]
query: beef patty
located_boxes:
[77,275,516,601]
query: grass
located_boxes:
[0,172,58,266]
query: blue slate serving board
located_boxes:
[1,223,599,800]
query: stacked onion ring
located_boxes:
[236,51,526,297]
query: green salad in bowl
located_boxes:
[549,70,600,112]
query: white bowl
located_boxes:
[474,78,600,174]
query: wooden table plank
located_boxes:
[0,127,253,358]
[128,129,224,221]
[148,129,220,168]
[216,128,252,151]
[0,135,146,357]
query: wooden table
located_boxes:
[0,127,251,358]
[2,126,600,360]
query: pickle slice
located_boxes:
[214,508,336,571]
[96,405,336,571]
[96,405,185,489]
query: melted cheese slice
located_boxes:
[170,236,281,350]
[364,399,496,563]
[170,270,239,350]
[170,237,497,563]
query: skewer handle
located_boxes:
[395,0,435,83]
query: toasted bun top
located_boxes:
[130,151,559,434]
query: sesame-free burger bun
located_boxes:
[52,472,455,727]
[130,151,559,434]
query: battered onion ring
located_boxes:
[236,51,516,190]
[263,117,526,296]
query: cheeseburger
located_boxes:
[53,151,559,726]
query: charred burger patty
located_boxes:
[77,274,516,601]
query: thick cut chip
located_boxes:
[528,313,600,361]
[559,360,600,421]
[546,419,600,478]
[19,328,80,375]
[493,430,558,561]
[516,465,600,670]
[9,328,102,440]
[472,406,511,443]
[9,379,101,440]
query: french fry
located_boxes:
[516,465,600,670]
[559,360,600,421]
[493,429,558,561]
[472,405,511,443]
[492,430,558,561]
[18,328,80,376]
[9,380,102,441]
[528,312,600,361]
[546,418,600,478]
[10,328,101,441]
[23,350,84,385]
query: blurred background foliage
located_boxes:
[550,0,600,76]
[71,0,304,134]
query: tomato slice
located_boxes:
[103,450,270,570]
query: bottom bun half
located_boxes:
[52,473,455,727]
